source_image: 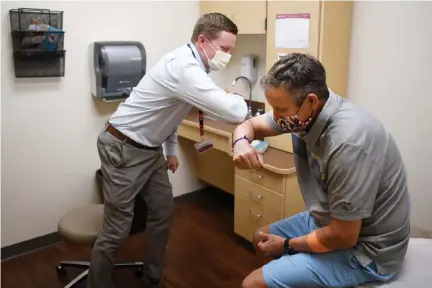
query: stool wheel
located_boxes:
[135,267,144,278]
[56,264,67,276]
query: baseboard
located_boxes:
[1,232,62,261]
[1,187,219,262]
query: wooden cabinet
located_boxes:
[234,195,282,242]
[235,176,285,214]
[265,0,353,153]
[233,167,306,242]
[199,1,267,34]
[178,119,235,194]
[196,149,235,194]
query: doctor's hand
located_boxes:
[167,156,179,173]
[233,140,264,170]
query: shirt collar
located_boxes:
[302,89,340,146]
[188,42,210,74]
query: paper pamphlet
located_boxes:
[275,13,310,49]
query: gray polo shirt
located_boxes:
[265,90,411,274]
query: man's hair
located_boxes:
[261,53,329,105]
[191,13,238,42]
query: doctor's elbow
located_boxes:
[224,106,248,124]
[225,112,247,124]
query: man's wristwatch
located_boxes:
[283,237,298,255]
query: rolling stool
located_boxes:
[56,204,145,287]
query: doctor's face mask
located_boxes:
[202,38,231,70]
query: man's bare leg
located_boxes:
[242,268,268,288]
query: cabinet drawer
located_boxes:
[235,167,285,194]
[235,176,284,214]
[234,195,282,242]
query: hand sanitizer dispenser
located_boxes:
[240,55,258,85]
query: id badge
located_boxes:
[194,139,214,154]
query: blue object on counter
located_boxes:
[251,140,269,154]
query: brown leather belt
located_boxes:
[106,124,158,150]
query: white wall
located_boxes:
[210,34,267,103]
[347,1,432,231]
[1,1,203,247]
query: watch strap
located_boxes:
[284,237,298,255]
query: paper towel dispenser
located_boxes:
[90,41,146,101]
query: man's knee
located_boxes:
[97,204,134,247]
[242,268,267,288]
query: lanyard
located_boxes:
[187,44,205,140]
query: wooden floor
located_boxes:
[1,189,268,288]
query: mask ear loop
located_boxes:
[200,37,217,63]
[301,96,315,126]
[205,37,217,52]
[290,98,306,121]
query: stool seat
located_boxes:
[58,204,104,246]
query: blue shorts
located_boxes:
[262,212,394,288]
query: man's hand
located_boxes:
[167,156,179,173]
[233,140,264,170]
[257,231,285,257]
[232,115,280,170]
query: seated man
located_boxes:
[232,53,410,288]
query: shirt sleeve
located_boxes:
[163,128,178,156]
[326,143,383,221]
[264,111,285,134]
[160,59,248,124]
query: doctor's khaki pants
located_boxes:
[87,126,174,288]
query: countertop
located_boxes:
[181,109,296,175]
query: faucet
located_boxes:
[232,76,253,118]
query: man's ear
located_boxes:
[308,93,320,110]
[197,34,206,45]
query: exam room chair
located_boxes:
[355,226,432,288]
[55,170,148,287]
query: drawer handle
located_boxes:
[249,210,262,219]
[249,191,263,199]
[249,171,264,179]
